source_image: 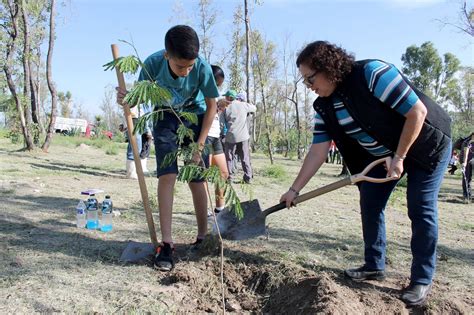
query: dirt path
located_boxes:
[0,137,472,313]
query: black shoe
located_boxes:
[154,242,174,271]
[191,237,205,248]
[401,283,432,306]
[344,265,386,281]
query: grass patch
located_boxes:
[105,144,119,155]
[261,164,287,179]
[457,222,474,232]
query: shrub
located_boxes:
[105,144,119,155]
[261,164,286,179]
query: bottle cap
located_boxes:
[105,195,111,199]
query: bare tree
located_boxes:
[42,0,57,152]
[227,4,244,91]
[252,31,276,164]
[196,0,217,63]
[437,1,473,37]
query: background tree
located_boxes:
[42,0,57,152]
[2,0,35,149]
[251,30,276,164]
[227,4,244,92]
[443,66,474,140]
[437,0,474,37]
[196,0,217,64]
[58,90,72,117]
[401,41,460,107]
[100,86,123,134]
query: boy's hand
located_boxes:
[116,87,128,106]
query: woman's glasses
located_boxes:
[303,71,317,88]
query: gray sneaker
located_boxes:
[344,265,386,281]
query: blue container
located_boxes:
[86,194,99,229]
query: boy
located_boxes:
[117,25,219,271]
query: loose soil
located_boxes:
[0,137,472,314]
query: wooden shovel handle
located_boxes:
[350,157,398,184]
[263,157,398,217]
[111,44,158,248]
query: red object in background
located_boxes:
[102,130,113,140]
[85,124,92,138]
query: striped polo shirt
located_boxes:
[312,60,420,157]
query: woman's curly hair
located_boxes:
[296,41,355,84]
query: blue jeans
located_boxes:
[127,118,142,161]
[358,144,451,285]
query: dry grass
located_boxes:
[0,135,473,313]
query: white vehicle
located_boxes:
[54,117,88,134]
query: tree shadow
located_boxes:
[30,162,124,178]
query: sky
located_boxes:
[53,0,473,116]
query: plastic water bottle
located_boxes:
[86,194,99,229]
[100,195,113,232]
[76,200,87,228]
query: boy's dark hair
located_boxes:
[296,41,355,84]
[211,65,225,80]
[165,25,199,60]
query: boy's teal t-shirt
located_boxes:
[138,50,219,114]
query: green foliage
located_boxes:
[401,42,461,106]
[103,56,141,75]
[124,81,172,108]
[105,144,119,155]
[261,164,287,179]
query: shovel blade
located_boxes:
[119,241,155,263]
[214,199,267,240]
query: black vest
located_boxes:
[313,60,451,174]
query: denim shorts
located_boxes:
[206,136,224,155]
[153,112,209,182]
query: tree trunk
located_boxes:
[295,90,302,160]
[244,0,256,150]
[256,63,274,164]
[3,0,34,150]
[42,0,57,152]
[21,0,33,128]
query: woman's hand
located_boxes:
[116,87,128,106]
[280,189,299,209]
[387,155,404,178]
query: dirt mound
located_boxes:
[154,242,410,314]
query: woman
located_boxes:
[280,41,451,306]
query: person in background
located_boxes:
[140,118,153,174]
[222,90,256,184]
[447,150,458,175]
[124,106,141,179]
[280,41,451,306]
[117,25,219,272]
[459,133,474,201]
[206,65,229,215]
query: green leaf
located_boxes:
[177,125,194,146]
[179,112,198,125]
[124,81,172,108]
[102,56,141,75]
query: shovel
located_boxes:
[111,44,159,262]
[215,157,398,240]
